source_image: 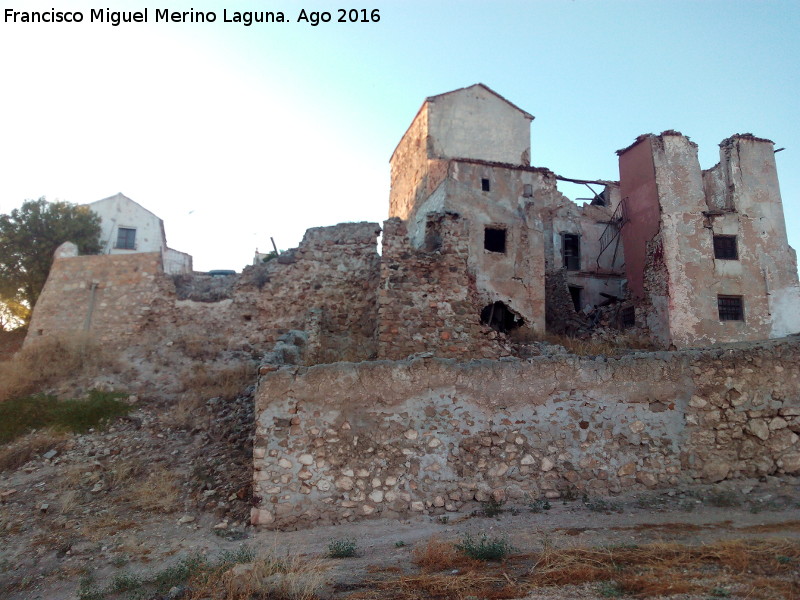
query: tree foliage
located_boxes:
[0,198,102,325]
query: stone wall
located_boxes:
[377,216,507,360]
[619,132,800,348]
[26,222,382,366]
[26,252,170,346]
[252,336,800,529]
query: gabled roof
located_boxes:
[426,83,534,120]
[87,192,163,223]
[391,84,535,162]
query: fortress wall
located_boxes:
[25,222,383,366]
[252,336,800,529]
[25,252,170,346]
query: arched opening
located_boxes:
[480,301,524,334]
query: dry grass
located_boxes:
[185,551,329,600]
[0,333,118,401]
[529,538,800,598]
[413,537,466,571]
[164,393,208,430]
[107,457,146,490]
[0,429,67,471]
[174,333,230,361]
[356,571,523,600]
[511,329,655,357]
[128,466,182,513]
[180,362,257,403]
[347,537,800,600]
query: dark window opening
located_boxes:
[562,234,580,271]
[621,306,636,328]
[484,227,506,253]
[568,286,582,313]
[523,183,533,198]
[424,219,442,252]
[480,301,523,333]
[481,178,491,192]
[116,227,136,250]
[243,315,252,322]
[713,235,738,260]
[718,295,744,321]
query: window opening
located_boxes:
[424,218,442,252]
[621,306,636,328]
[562,234,580,271]
[718,295,744,321]
[481,178,491,192]
[484,227,506,253]
[116,227,136,250]
[523,183,533,198]
[568,286,582,313]
[480,301,523,333]
[713,235,738,260]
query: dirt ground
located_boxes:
[3,399,800,600]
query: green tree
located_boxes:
[0,198,102,324]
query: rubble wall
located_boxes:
[252,337,800,529]
[377,217,506,360]
[25,222,382,365]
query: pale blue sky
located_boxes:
[1,0,798,273]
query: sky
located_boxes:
[1,0,798,273]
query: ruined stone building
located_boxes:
[389,83,800,349]
[26,83,800,353]
[22,85,800,528]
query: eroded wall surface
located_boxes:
[377,216,509,360]
[252,337,800,529]
[619,132,800,348]
[26,252,170,345]
[25,222,382,364]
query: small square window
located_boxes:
[713,235,738,260]
[718,295,744,321]
[484,227,506,253]
[481,178,491,192]
[116,227,136,250]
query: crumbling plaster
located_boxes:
[252,337,800,529]
[619,131,800,348]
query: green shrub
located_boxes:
[529,498,551,513]
[456,533,513,561]
[151,553,207,593]
[0,390,130,444]
[327,538,358,558]
[480,497,505,517]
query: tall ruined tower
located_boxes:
[618,132,800,348]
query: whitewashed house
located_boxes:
[87,193,192,274]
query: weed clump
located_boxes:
[583,496,623,513]
[327,538,358,558]
[480,497,505,517]
[529,498,551,513]
[456,533,513,561]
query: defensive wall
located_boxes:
[251,336,800,529]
